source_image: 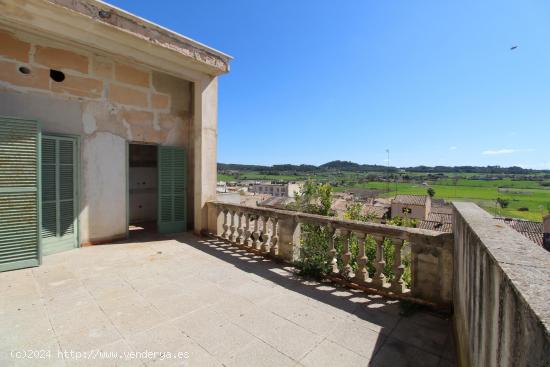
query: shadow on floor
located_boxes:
[170,232,455,367]
[99,231,454,366]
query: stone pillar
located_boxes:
[206,202,224,235]
[193,76,218,234]
[410,233,453,306]
[277,216,301,262]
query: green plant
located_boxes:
[496,197,509,209]
[293,181,336,277]
[295,183,415,287]
[387,216,417,228]
[427,187,435,197]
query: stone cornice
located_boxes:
[0,0,232,78]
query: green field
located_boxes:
[218,172,550,221]
[334,181,549,221]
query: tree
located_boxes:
[427,188,435,197]
[288,180,334,216]
[496,197,509,209]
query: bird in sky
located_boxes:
[510,46,518,50]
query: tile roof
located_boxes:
[427,213,453,224]
[418,220,453,233]
[494,218,544,247]
[521,232,544,247]
[494,218,542,233]
[393,195,428,206]
[431,205,453,215]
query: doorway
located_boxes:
[128,143,158,235]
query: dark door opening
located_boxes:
[128,144,158,235]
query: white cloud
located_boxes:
[482,148,535,155]
[449,146,457,151]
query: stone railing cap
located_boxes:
[210,201,450,240]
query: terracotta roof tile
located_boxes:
[418,220,453,232]
[392,195,428,206]
[427,213,453,224]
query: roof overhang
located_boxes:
[0,0,232,80]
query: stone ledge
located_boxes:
[453,201,550,331]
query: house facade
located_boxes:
[249,182,303,198]
[390,194,431,220]
[0,0,231,271]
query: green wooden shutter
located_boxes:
[0,117,41,272]
[41,136,77,255]
[158,146,187,233]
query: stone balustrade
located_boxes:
[207,201,454,307]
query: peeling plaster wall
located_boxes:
[0,27,193,244]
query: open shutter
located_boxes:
[158,146,186,233]
[0,117,41,272]
[41,136,77,255]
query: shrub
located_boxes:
[295,187,413,288]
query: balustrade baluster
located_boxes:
[390,238,406,293]
[252,215,261,250]
[270,217,279,256]
[245,213,253,247]
[354,231,370,283]
[260,216,271,253]
[372,235,387,288]
[327,225,338,274]
[341,229,353,278]
[222,208,230,240]
[236,212,245,245]
[230,210,238,243]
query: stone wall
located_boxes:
[452,202,550,367]
[0,27,193,244]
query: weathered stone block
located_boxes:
[51,75,103,98]
[0,30,30,62]
[35,46,89,74]
[152,93,170,109]
[0,61,49,90]
[119,109,157,142]
[92,57,113,79]
[108,84,148,107]
[115,63,150,87]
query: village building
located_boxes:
[0,0,231,271]
[249,181,303,198]
[390,194,432,220]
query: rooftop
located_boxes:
[427,213,453,224]
[418,221,453,233]
[0,233,455,366]
[494,217,544,246]
[392,194,428,206]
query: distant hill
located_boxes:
[218,161,550,175]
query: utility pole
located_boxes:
[386,149,390,194]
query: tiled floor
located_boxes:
[0,233,456,366]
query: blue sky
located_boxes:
[110,0,550,169]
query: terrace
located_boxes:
[1,202,548,366]
[1,233,454,367]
